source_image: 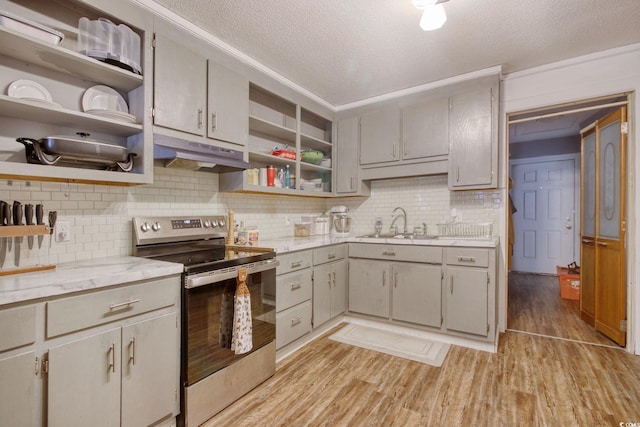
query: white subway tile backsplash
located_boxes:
[0,168,501,271]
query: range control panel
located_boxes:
[133,215,228,245]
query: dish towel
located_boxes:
[231,267,253,354]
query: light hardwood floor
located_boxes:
[205,325,640,426]
[508,271,616,346]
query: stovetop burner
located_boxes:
[132,215,275,273]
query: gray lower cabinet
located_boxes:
[0,275,181,427]
[312,259,347,328]
[392,263,442,328]
[348,259,390,318]
[274,250,313,349]
[444,247,496,338]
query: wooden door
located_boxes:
[580,128,597,325]
[48,328,121,427]
[392,263,442,327]
[330,260,348,318]
[0,351,36,426]
[594,108,627,346]
[446,267,488,336]
[312,263,332,327]
[348,259,390,318]
[121,313,179,427]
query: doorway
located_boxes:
[506,94,629,347]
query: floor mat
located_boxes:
[329,323,450,367]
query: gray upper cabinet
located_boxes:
[336,116,366,194]
[153,33,207,136]
[359,107,401,165]
[207,61,248,146]
[448,77,499,190]
[402,97,449,160]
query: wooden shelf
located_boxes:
[301,133,332,152]
[249,116,296,143]
[0,27,143,92]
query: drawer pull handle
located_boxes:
[328,253,336,259]
[291,316,302,326]
[107,343,115,373]
[109,299,140,310]
[290,282,302,290]
[129,338,136,366]
[382,250,396,256]
[596,241,609,247]
[291,261,302,268]
[457,256,476,262]
[582,239,594,244]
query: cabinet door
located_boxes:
[331,260,348,318]
[348,259,390,318]
[448,85,496,189]
[446,267,488,336]
[154,33,207,136]
[313,263,332,327]
[121,312,179,427]
[207,61,248,146]
[360,107,400,165]
[392,264,442,328]
[336,116,360,193]
[48,328,121,427]
[0,351,36,427]
[402,97,449,160]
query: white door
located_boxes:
[511,158,576,274]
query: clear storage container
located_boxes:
[78,17,141,75]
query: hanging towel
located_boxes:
[231,267,253,354]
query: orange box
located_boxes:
[556,266,580,300]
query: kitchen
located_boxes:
[1,0,640,425]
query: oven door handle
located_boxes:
[185,258,279,288]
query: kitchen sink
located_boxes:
[357,233,439,240]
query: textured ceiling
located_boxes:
[148,0,640,107]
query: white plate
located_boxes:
[20,97,62,109]
[85,109,136,124]
[82,85,128,113]
[8,79,53,102]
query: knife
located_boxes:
[36,204,44,249]
[25,204,34,250]
[4,201,12,253]
[0,201,7,268]
[49,210,57,248]
[13,201,23,267]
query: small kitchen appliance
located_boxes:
[330,205,351,236]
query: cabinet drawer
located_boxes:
[445,248,489,267]
[276,270,312,312]
[276,250,312,275]
[0,304,36,352]
[349,243,442,264]
[47,276,179,338]
[276,301,312,349]
[313,244,346,265]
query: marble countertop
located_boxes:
[0,257,184,307]
[257,234,499,254]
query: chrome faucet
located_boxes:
[390,207,407,235]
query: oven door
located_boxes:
[182,259,277,386]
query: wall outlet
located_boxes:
[55,221,71,242]
[285,215,291,225]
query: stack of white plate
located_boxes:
[82,85,136,123]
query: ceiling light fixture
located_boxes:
[412,0,449,31]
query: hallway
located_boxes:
[508,271,617,347]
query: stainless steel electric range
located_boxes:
[133,215,277,426]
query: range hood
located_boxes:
[154,135,250,173]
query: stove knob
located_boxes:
[140,222,151,232]
[152,222,162,231]
[203,220,211,228]
[211,219,219,228]
[218,219,226,228]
